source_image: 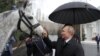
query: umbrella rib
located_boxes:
[75,9,79,24]
[73,9,75,24]
[78,9,86,24]
[74,9,78,24]
[66,9,73,24]
[86,9,95,20]
[90,9,100,21]
[60,11,66,23]
[84,10,93,20]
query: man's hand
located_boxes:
[42,30,48,38]
[25,37,32,41]
[25,37,32,43]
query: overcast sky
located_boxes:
[41,0,100,16]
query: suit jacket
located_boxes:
[44,37,84,56]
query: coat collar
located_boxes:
[64,38,76,46]
[65,37,72,43]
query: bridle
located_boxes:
[17,10,40,37]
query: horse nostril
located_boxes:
[27,16,33,19]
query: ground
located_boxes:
[13,41,100,56]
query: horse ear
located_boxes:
[23,1,28,9]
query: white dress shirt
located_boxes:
[65,37,72,43]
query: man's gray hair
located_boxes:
[65,26,75,35]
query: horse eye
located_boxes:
[27,16,33,19]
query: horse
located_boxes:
[0,0,51,56]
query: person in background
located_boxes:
[73,34,81,43]
[1,32,16,56]
[95,34,100,51]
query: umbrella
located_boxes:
[49,2,100,24]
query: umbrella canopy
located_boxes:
[49,2,100,24]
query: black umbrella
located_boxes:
[49,2,100,24]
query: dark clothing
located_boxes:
[44,37,84,56]
[26,42,46,56]
[1,36,16,56]
[26,36,52,56]
[95,35,100,51]
[73,34,81,43]
[95,36,100,44]
[26,43,34,56]
[1,51,12,56]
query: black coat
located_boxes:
[44,37,84,56]
[95,36,100,43]
[26,35,53,56]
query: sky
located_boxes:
[41,0,100,17]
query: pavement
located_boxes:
[82,41,100,56]
[12,40,100,56]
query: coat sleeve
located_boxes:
[75,44,85,56]
[43,37,57,49]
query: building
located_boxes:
[82,6,100,41]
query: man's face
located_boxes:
[61,26,71,40]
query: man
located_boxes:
[43,25,84,56]
[95,34,100,51]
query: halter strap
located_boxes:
[17,10,32,36]
[32,23,40,29]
